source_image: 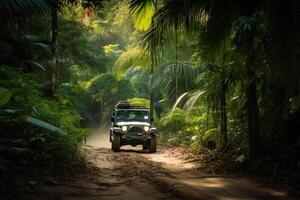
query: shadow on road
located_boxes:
[83,127,293,200]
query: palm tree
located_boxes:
[131,0,260,155]
[131,0,300,158]
[113,47,149,78]
[130,0,277,158]
[153,61,196,102]
[112,46,157,117]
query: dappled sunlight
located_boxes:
[177,177,287,200]
[1,0,299,199]
[143,151,288,200]
[85,129,290,200]
[180,177,227,189]
[145,148,197,171]
[86,127,111,149]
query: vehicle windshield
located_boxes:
[115,110,150,123]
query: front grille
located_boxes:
[128,126,143,133]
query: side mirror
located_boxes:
[111,116,115,122]
[150,117,154,123]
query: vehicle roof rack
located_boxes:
[115,101,131,108]
[115,101,148,109]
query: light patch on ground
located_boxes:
[25,129,292,200]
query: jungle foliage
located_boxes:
[0,0,300,195]
[0,0,142,188]
[129,0,300,158]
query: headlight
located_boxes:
[144,126,150,132]
[121,126,127,132]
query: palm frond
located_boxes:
[32,43,52,54]
[183,90,205,112]
[171,92,189,113]
[151,60,196,102]
[161,61,195,78]
[130,0,157,31]
[113,47,149,78]
[141,0,208,51]
[26,116,67,135]
[170,89,205,118]
[24,60,47,71]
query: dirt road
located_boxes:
[27,129,292,200]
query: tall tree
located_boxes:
[51,0,59,99]
[242,22,262,157]
[220,77,228,148]
[130,0,264,157]
[50,0,105,98]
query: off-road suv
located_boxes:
[110,101,157,153]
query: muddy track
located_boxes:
[90,147,292,200]
[21,145,293,200]
[18,129,294,200]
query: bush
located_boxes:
[157,106,222,151]
[0,66,87,172]
[160,108,186,131]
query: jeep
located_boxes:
[110,101,157,153]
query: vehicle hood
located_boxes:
[116,121,150,126]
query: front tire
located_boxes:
[149,136,157,153]
[112,134,120,152]
[143,144,148,150]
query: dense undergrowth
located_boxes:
[0,66,90,199]
[0,1,141,191]
[156,106,300,195]
[0,65,88,171]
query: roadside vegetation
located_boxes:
[0,0,299,197]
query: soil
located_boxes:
[14,128,296,200]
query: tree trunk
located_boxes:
[175,76,178,99]
[149,88,154,118]
[220,79,228,148]
[51,3,59,99]
[244,40,261,158]
[175,30,178,99]
[149,52,154,119]
[246,65,261,158]
[243,29,262,159]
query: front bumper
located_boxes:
[122,133,151,141]
[111,127,157,145]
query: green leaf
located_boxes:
[26,116,67,135]
[24,61,46,71]
[0,87,12,107]
[130,0,157,31]
[113,47,149,78]
[128,98,150,108]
